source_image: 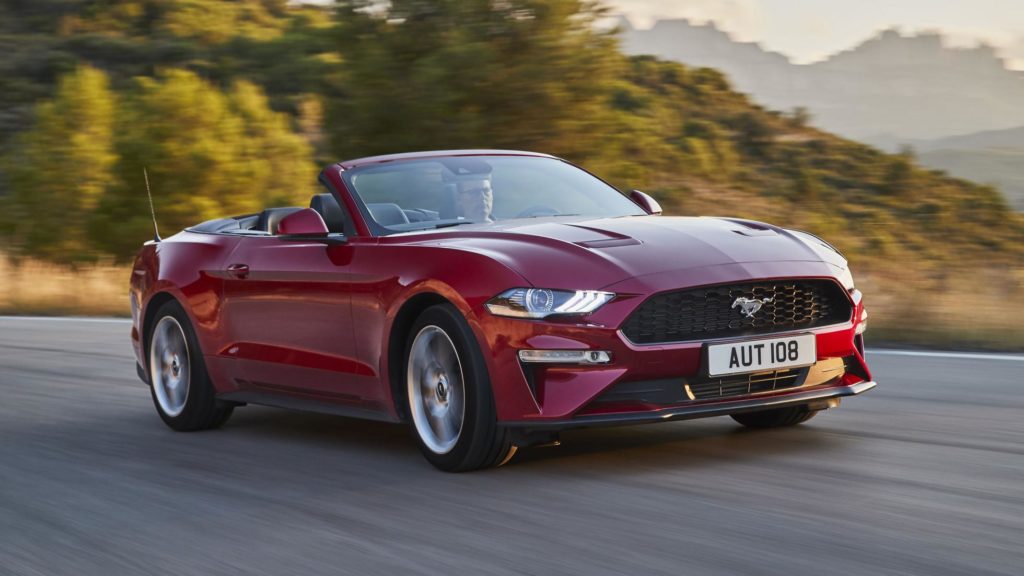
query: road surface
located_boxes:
[1,317,1021,575]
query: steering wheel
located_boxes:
[515,205,561,218]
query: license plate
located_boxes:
[706,334,816,377]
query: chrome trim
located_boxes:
[518,349,612,364]
[618,321,854,348]
[731,296,774,318]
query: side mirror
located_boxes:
[630,190,662,215]
[278,208,347,245]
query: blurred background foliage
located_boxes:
[0,0,1021,347]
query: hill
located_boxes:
[874,125,1024,153]
[620,19,1024,142]
[917,148,1024,211]
[866,126,1024,210]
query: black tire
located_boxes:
[404,303,514,472]
[730,405,817,428]
[146,299,233,431]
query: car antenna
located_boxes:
[144,167,161,242]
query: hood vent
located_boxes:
[732,228,777,237]
[575,237,642,249]
[565,222,642,249]
[716,217,780,237]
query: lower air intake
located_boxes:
[685,368,806,400]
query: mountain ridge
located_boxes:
[896,125,1024,153]
[619,18,1024,141]
[883,124,1024,210]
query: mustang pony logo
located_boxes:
[732,296,773,318]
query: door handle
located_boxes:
[226,263,250,279]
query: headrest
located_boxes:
[366,203,410,226]
[309,193,347,233]
[257,207,303,234]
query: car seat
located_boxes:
[309,193,347,233]
[366,203,410,226]
[256,207,304,234]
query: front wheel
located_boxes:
[730,405,816,428]
[147,300,233,431]
[405,304,514,471]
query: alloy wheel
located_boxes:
[149,316,191,418]
[407,325,465,454]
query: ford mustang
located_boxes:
[129,150,875,471]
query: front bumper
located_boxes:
[477,274,872,426]
[503,380,876,430]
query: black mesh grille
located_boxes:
[621,279,851,344]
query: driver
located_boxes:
[456,175,494,223]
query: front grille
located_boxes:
[621,279,851,344]
[686,368,805,400]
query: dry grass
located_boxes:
[859,265,1024,351]
[1,255,1020,350]
[0,257,130,317]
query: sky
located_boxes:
[608,0,1024,70]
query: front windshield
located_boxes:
[341,155,646,233]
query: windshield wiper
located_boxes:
[430,214,583,229]
[432,221,483,229]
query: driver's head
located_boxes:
[456,177,493,222]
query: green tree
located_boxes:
[881,151,914,197]
[59,0,290,44]
[159,0,287,44]
[792,166,823,203]
[229,79,317,208]
[1,65,117,263]
[732,111,773,158]
[0,0,332,153]
[90,69,314,258]
[328,0,622,161]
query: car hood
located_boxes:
[402,215,847,289]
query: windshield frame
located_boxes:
[339,154,645,237]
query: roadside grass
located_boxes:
[1,255,1020,351]
[0,256,129,317]
[857,266,1024,351]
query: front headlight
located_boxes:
[486,288,615,319]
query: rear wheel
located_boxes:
[147,300,233,431]
[730,405,816,428]
[405,304,514,472]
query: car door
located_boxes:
[219,234,379,407]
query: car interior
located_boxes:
[187,193,354,236]
[187,186,456,237]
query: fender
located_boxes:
[361,245,532,420]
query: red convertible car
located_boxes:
[130,150,875,471]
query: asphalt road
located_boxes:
[1,317,1022,576]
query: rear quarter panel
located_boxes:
[130,231,241,380]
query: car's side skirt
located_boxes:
[216,390,402,423]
